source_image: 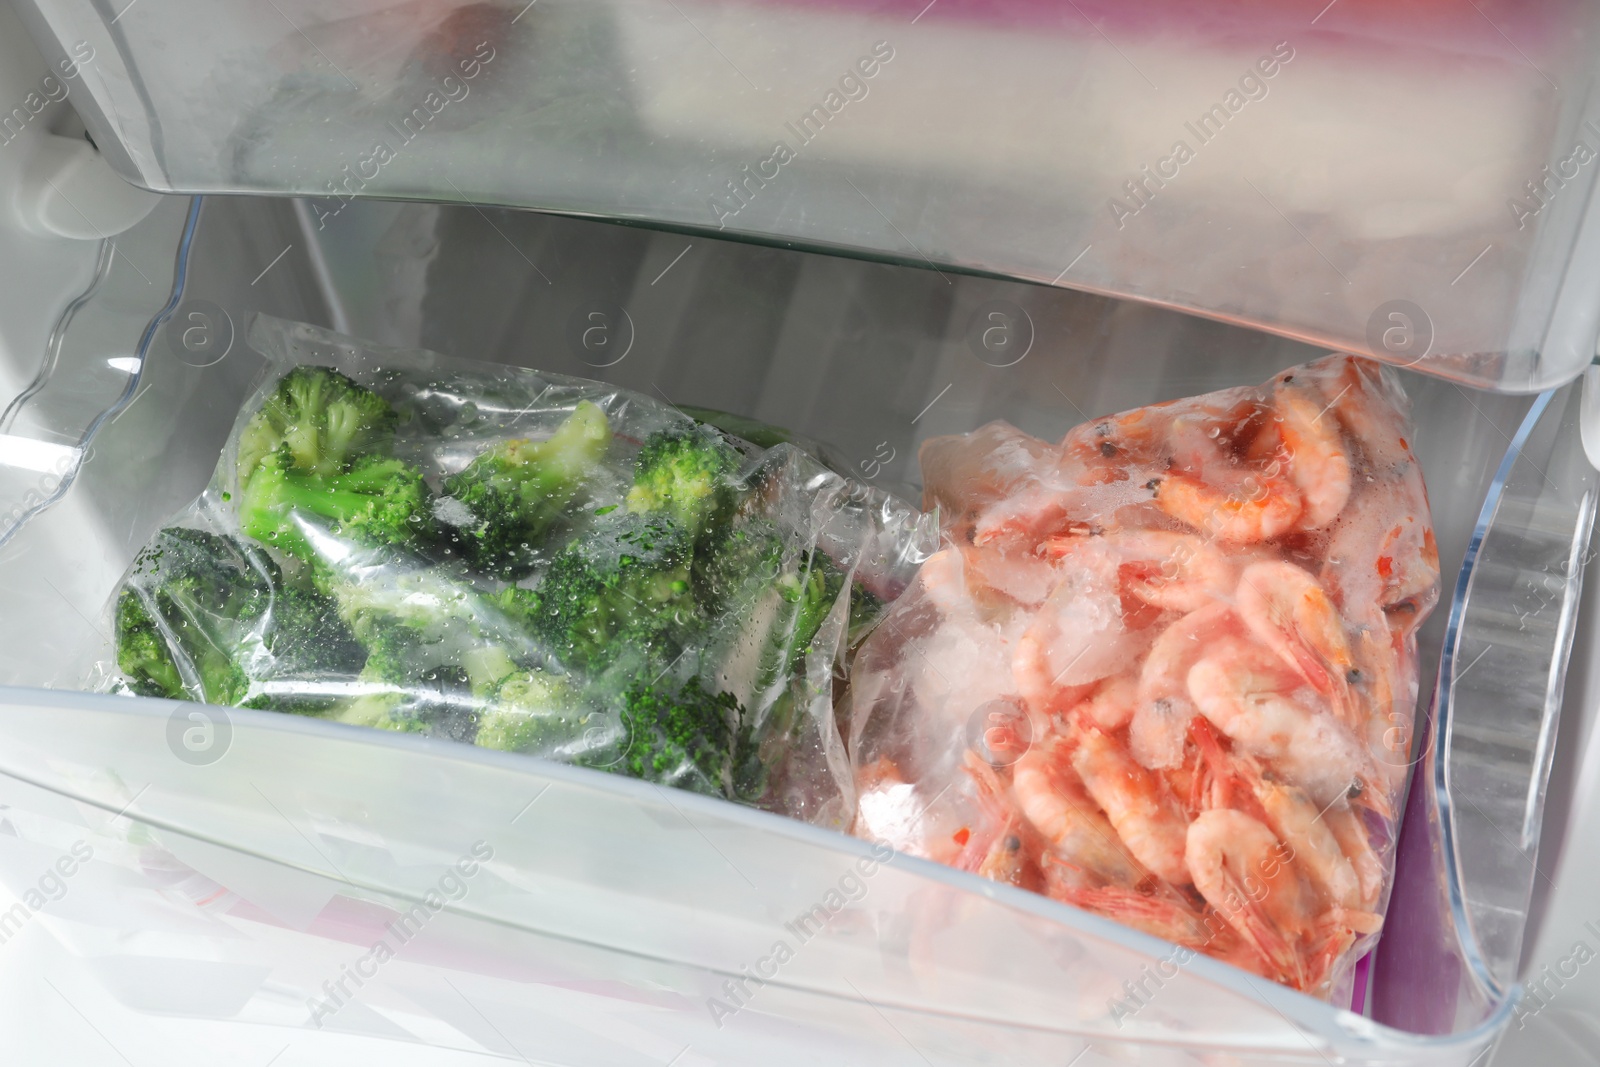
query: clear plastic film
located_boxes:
[99,314,936,829]
[847,353,1439,1000]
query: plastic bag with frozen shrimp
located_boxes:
[847,353,1438,998]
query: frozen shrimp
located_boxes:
[1158,398,1295,537]
[1236,560,1359,730]
[921,544,1061,622]
[963,545,1062,609]
[1318,355,1413,477]
[848,352,1436,999]
[1012,626,1098,722]
[1187,636,1390,817]
[947,418,1143,548]
[1349,618,1408,780]
[1186,809,1311,988]
[958,752,1042,890]
[1323,485,1440,632]
[1012,735,1146,887]
[1274,376,1352,530]
[1063,406,1174,472]
[1013,549,1158,719]
[1186,713,1273,825]
[1256,779,1381,933]
[973,488,1082,548]
[1187,715,1382,942]
[1068,723,1192,885]
[921,421,1068,545]
[1042,529,1238,615]
[1132,603,1240,770]
[1045,865,1214,947]
[1075,674,1139,732]
[916,548,971,618]
[1149,469,1302,543]
[1324,802,1385,910]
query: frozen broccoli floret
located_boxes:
[324,633,473,735]
[444,401,613,576]
[351,623,435,684]
[330,691,433,733]
[114,527,276,704]
[311,559,556,741]
[239,448,432,561]
[613,675,746,797]
[329,675,459,734]
[465,650,596,755]
[231,582,368,716]
[625,424,741,535]
[237,366,397,487]
[530,513,702,673]
[452,645,599,755]
[690,518,783,618]
[116,591,201,701]
[260,584,367,678]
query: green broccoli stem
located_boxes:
[240,455,429,561]
[777,554,840,676]
[461,645,519,696]
[248,462,405,526]
[498,401,610,497]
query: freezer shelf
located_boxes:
[0,691,1424,1065]
[0,192,1588,1064]
[13,0,1600,391]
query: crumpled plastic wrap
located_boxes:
[847,353,1439,998]
[101,314,935,828]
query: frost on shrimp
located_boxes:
[1043,529,1240,615]
[1322,484,1439,634]
[920,422,1061,516]
[850,551,1030,829]
[921,608,1029,740]
[1188,636,1391,816]
[853,757,931,857]
[961,544,1062,609]
[1014,559,1158,719]
[921,545,1062,621]
[919,421,1094,547]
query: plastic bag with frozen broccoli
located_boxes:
[98,314,935,829]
